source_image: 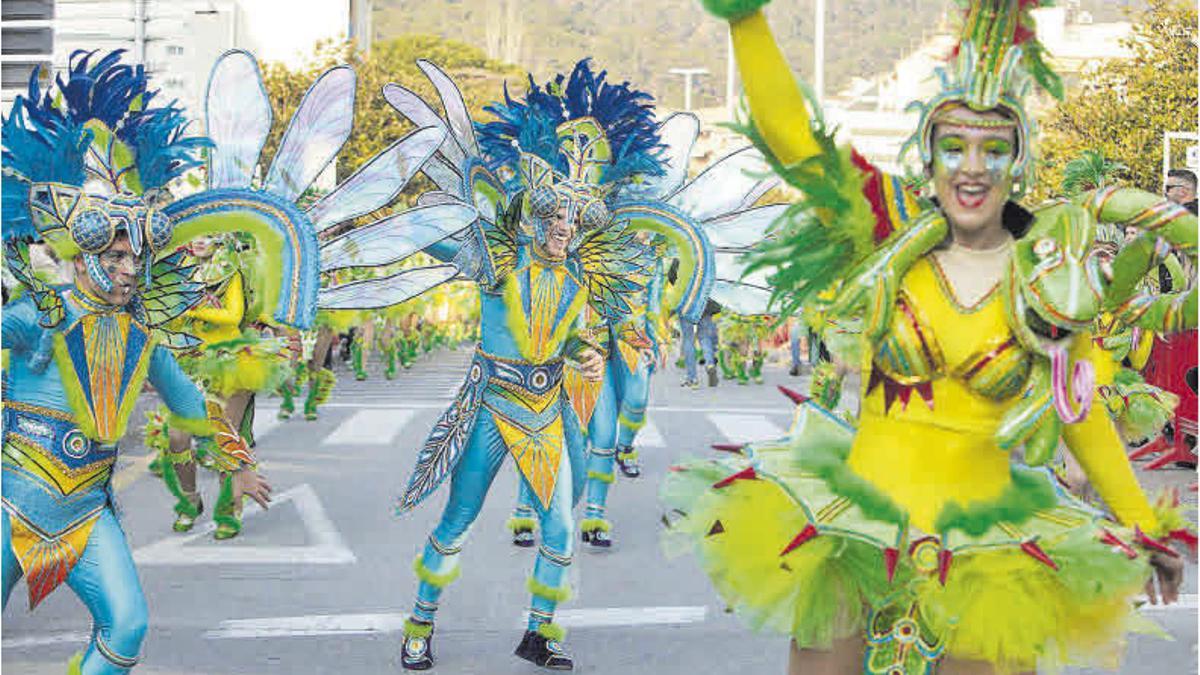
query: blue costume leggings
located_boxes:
[3,508,148,674]
[413,407,584,631]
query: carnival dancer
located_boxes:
[371,57,742,670]
[662,2,1196,674]
[150,233,289,538]
[1,50,287,674]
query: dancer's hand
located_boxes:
[578,348,604,382]
[233,469,273,510]
[1145,550,1185,604]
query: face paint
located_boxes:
[933,137,965,177]
[85,254,114,293]
[982,139,1014,182]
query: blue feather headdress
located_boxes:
[2,49,209,246]
[476,59,665,196]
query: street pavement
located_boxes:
[3,347,1196,674]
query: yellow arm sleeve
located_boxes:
[729,10,821,165]
[1061,335,1158,530]
[186,273,245,327]
[1128,328,1155,371]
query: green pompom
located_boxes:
[535,621,567,642]
[587,469,616,485]
[580,518,612,533]
[700,0,771,22]
[413,556,461,589]
[403,617,434,639]
[527,577,572,603]
[507,516,537,533]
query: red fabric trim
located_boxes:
[850,148,894,242]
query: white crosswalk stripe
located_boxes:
[708,413,786,442]
[322,409,415,445]
[636,419,665,448]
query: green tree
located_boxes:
[1033,0,1197,202]
[260,35,525,180]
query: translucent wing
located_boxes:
[417,191,470,208]
[382,82,467,167]
[317,265,459,310]
[205,50,272,189]
[702,204,786,249]
[711,278,774,316]
[667,146,777,222]
[305,126,445,233]
[622,112,699,201]
[264,65,356,202]
[319,204,476,272]
[416,60,480,158]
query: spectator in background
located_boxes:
[1165,168,1197,213]
[680,299,722,388]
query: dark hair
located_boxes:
[1168,168,1197,190]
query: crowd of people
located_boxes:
[0,1,1196,674]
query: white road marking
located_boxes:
[205,613,406,639]
[1136,593,1198,612]
[708,413,785,442]
[532,606,707,628]
[323,408,414,445]
[300,401,803,414]
[636,419,665,448]
[133,483,355,566]
[203,606,708,640]
[1,631,90,649]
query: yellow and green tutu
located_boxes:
[178,330,291,398]
[662,400,1162,674]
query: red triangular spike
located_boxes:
[867,368,883,395]
[1099,529,1138,559]
[883,379,899,413]
[712,466,757,489]
[777,385,808,406]
[937,548,953,586]
[883,547,899,583]
[1020,540,1059,570]
[667,465,687,473]
[1167,529,1198,556]
[916,382,934,410]
[707,520,726,536]
[1135,527,1180,558]
[897,385,913,410]
[780,523,818,556]
[711,443,746,454]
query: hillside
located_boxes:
[373,0,1145,110]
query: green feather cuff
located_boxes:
[167,413,215,437]
[403,618,434,639]
[587,470,616,485]
[413,556,461,589]
[527,577,572,603]
[579,518,612,533]
[535,621,566,642]
[507,516,538,533]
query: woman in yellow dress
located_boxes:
[157,234,289,538]
[663,1,1195,673]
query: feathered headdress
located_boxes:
[2,49,209,327]
[476,59,665,235]
[902,0,1064,192]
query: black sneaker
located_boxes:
[513,529,535,548]
[401,625,434,670]
[584,528,612,549]
[615,447,640,478]
[515,630,573,670]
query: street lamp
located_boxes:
[669,67,708,111]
